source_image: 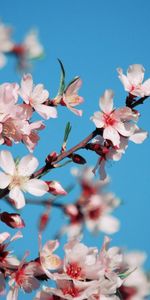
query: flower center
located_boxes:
[66,262,82,279]
[103,114,116,126]
[9,174,29,190]
[62,286,79,297]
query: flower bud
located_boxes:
[71,154,86,164]
[39,212,49,232]
[46,181,67,196]
[0,212,25,228]
[45,152,58,165]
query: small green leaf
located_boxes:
[57,58,66,96]
[63,122,72,144]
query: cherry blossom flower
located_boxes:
[91,89,137,147]
[23,30,44,60]
[0,22,14,68]
[0,231,22,270]
[54,77,83,116]
[7,257,40,300]
[12,30,44,70]
[0,150,48,209]
[117,64,150,97]
[119,251,150,299]
[19,74,57,119]
[40,279,100,300]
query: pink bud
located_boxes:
[46,181,67,196]
[45,151,58,164]
[0,212,25,228]
[39,212,49,232]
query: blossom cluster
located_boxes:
[0,21,44,70]
[0,232,149,300]
[60,167,120,239]
[0,29,150,300]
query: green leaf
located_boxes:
[63,122,72,144]
[57,58,66,96]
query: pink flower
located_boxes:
[23,30,44,60]
[0,150,48,209]
[0,22,14,69]
[117,64,150,97]
[40,240,62,279]
[41,279,100,300]
[0,83,20,122]
[91,90,136,147]
[54,77,83,116]
[19,74,57,119]
[7,258,40,300]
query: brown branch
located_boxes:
[0,128,101,199]
[31,128,102,179]
[126,95,149,109]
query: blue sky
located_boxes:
[1,0,150,298]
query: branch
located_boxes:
[0,128,101,199]
[126,95,149,109]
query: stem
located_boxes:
[0,128,101,199]
[32,128,102,179]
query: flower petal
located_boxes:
[99,89,114,114]
[9,187,26,209]
[0,150,15,175]
[127,64,145,86]
[117,68,132,92]
[23,179,48,196]
[99,215,120,234]
[34,104,57,119]
[142,78,150,96]
[0,172,11,188]
[18,155,39,176]
[103,126,120,146]
[20,73,33,103]
[91,111,104,128]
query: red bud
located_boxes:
[0,212,25,228]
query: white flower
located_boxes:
[117,64,150,97]
[19,74,57,120]
[0,150,48,209]
[23,30,44,59]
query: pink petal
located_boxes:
[127,64,145,86]
[91,111,104,128]
[99,215,120,234]
[20,73,33,103]
[9,187,26,209]
[129,128,148,144]
[0,150,15,175]
[7,287,18,300]
[10,231,23,242]
[0,172,11,188]
[117,68,131,92]
[23,179,48,196]
[142,78,150,96]
[34,104,57,119]
[18,155,39,176]
[65,102,83,116]
[103,126,120,146]
[0,232,10,243]
[66,78,82,95]
[114,122,134,137]
[99,90,114,114]
[32,84,49,104]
